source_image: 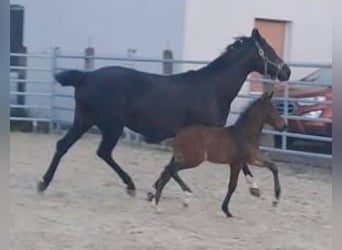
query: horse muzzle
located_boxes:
[277,65,291,81]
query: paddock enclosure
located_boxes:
[10,132,331,250]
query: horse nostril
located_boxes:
[285,67,291,78]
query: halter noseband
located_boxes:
[253,39,285,80]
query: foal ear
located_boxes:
[261,92,268,101]
[261,91,273,101]
[268,91,274,99]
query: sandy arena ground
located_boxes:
[10,132,331,250]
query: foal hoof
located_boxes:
[37,180,48,193]
[147,192,154,202]
[126,187,136,197]
[249,187,261,197]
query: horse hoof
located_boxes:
[126,187,136,197]
[226,212,233,218]
[222,207,233,218]
[147,192,154,202]
[272,200,279,207]
[249,187,261,197]
[37,180,48,193]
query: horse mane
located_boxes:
[225,36,250,52]
[202,36,252,72]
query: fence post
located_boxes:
[162,49,173,75]
[84,47,95,70]
[50,47,59,134]
[262,76,275,148]
[17,46,27,109]
[281,83,289,150]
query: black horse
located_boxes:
[37,28,291,196]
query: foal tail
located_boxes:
[55,70,86,87]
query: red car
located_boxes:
[273,68,332,154]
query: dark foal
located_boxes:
[151,92,287,217]
[37,28,290,196]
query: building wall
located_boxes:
[11,0,186,58]
[183,0,331,65]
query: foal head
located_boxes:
[236,92,287,138]
[258,92,287,131]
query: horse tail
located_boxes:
[54,70,86,87]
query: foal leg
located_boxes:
[37,118,92,192]
[152,172,191,192]
[147,178,160,201]
[253,157,281,206]
[242,163,260,197]
[153,166,173,212]
[96,125,136,196]
[166,169,193,207]
[149,157,191,194]
[148,157,193,206]
[149,171,192,205]
[147,158,175,202]
[221,163,242,217]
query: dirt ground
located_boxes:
[10,132,331,250]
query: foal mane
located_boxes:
[234,97,265,127]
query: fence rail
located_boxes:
[10,50,332,160]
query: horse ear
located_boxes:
[252,28,261,39]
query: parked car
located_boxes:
[273,68,332,154]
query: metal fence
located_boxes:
[10,49,332,160]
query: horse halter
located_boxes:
[253,39,285,80]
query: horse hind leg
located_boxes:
[96,124,136,196]
[37,117,92,193]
